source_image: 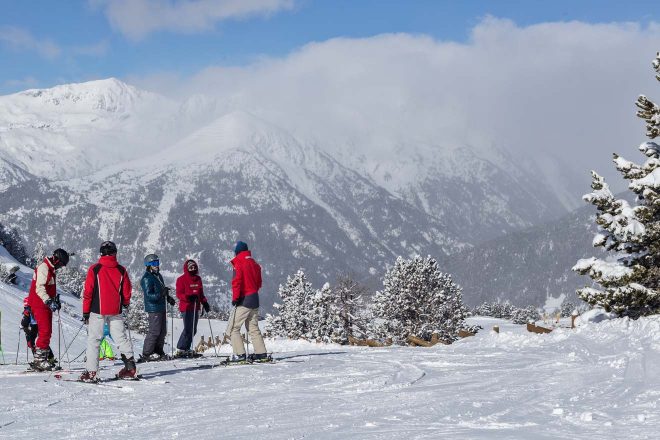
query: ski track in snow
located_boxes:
[1,276,659,439]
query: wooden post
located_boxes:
[493,325,499,334]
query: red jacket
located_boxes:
[28,258,57,310]
[176,259,207,313]
[231,251,262,304]
[83,255,132,315]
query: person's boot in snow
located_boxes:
[117,354,137,379]
[30,348,56,371]
[248,353,271,362]
[79,370,99,383]
[230,353,246,363]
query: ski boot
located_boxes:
[227,353,248,364]
[117,354,137,380]
[137,353,162,363]
[29,348,57,371]
[248,353,272,363]
[79,370,99,383]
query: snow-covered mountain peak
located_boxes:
[150,110,308,167]
[13,77,158,114]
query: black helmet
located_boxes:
[52,248,70,268]
[144,253,159,266]
[100,241,117,256]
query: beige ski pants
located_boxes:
[226,306,266,355]
[86,313,133,372]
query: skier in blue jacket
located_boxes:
[139,254,176,362]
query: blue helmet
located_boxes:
[144,253,160,267]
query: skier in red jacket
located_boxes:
[226,241,268,362]
[27,248,69,371]
[79,241,136,382]
[175,259,210,357]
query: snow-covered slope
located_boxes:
[1,315,657,439]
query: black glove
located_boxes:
[45,298,59,312]
[202,302,210,313]
[163,286,171,295]
[231,300,238,307]
[123,303,130,312]
[83,313,90,324]
[166,295,176,306]
[188,295,198,303]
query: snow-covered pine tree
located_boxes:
[29,242,47,269]
[511,306,541,324]
[372,256,468,344]
[473,302,493,317]
[559,299,577,318]
[266,270,315,339]
[305,283,344,343]
[334,275,368,341]
[573,52,660,318]
[57,265,86,298]
[126,271,149,334]
[0,223,29,265]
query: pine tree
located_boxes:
[334,275,368,341]
[306,283,344,343]
[126,271,149,334]
[372,256,468,343]
[511,306,541,324]
[573,52,660,318]
[266,270,316,339]
[57,265,86,298]
[29,242,47,269]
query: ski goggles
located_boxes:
[146,260,160,267]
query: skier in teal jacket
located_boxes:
[140,254,175,362]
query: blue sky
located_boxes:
[0,0,658,94]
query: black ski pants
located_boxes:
[143,312,167,356]
[177,310,199,351]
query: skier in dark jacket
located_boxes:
[139,254,175,362]
[175,259,210,357]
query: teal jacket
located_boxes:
[140,271,166,313]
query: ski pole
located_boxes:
[170,301,174,358]
[58,311,71,367]
[206,316,219,358]
[15,327,21,365]
[57,310,61,369]
[58,321,85,364]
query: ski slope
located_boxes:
[1,275,658,440]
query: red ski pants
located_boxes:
[31,306,53,350]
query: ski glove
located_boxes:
[45,298,60,312]
[231,300,238,307]
[166,295,176,306]
[123,303,130,312]
[83,313,90,324]
[202,302,210,313]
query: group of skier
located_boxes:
[21,239,268,382]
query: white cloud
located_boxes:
[132,18,660,198]
[92,0,295,40]
[0,26,61,59]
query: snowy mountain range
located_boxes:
[0,79,578,309]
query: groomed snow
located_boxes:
[1,276,658,440]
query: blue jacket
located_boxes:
[141,271,166,313]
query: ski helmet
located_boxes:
[144,254,159,266]
[100,241,117,256]
[52,248,70,268]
